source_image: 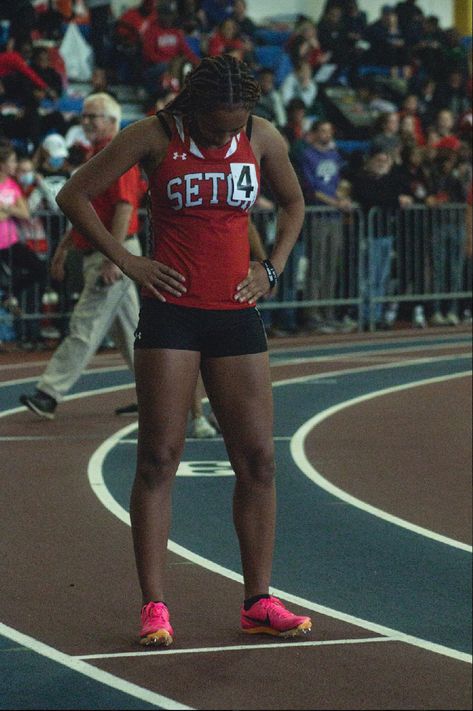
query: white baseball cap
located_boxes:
[42,133,69,158]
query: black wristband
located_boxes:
[260,259,279,289]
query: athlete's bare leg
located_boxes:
[131,348,201,603]
[201,351,275,599]
[190,374,205,419]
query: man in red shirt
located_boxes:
[141,2,199,99]
[20,92,144,419]
[113,0,159,84]
[0,36,52,100]
[115,0,159,46]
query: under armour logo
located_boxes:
[173,152,187,160]
[135,330,142,340]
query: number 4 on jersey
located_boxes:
[230,162,258,205]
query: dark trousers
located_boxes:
[0,242,47,299]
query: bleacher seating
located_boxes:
[253,45,293,87]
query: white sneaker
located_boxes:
[192,416,218,438]
[430,312,447,326]
[445,312,460,326]
[340,314,358,333]
[412,305,427,328]
[383,305,398,327]
[207,411,221,433]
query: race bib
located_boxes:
[230,163,258,203]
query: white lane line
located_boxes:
[268,334,471,357]
[273,344,472,367]
[76,636,395,660]
[2,352,471,682]
[87,364,473,665]
[0,622,193,710]
[291,371,472,553]
[0,364,131,388]
[86,460,473,665]
[114,436,294,445]
[1,336,470,385]
[4,352,468,422]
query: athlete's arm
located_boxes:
[235,117,305,304]
[254,117,305,275]
[56,116,187,301]
[100,200,133,285]
[248,218,267,261]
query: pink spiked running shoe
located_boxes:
[140,602,174,646]
[241,596,312,637]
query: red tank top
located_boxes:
[148,113,260,309]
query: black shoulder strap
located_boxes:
[157,111,172,139]
[246,114,253,140]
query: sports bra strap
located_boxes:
[156,111,172,139]
[246,114,253,140]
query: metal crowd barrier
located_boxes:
[0,204,471,345]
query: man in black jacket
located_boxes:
[352,150,413,328]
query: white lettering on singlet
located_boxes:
[165,165,258,211]
[184,173,204,206]
[167,177,183,210]
[204,172,225,203]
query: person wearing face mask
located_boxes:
[36,133,71,178]
[33,134,72,220]
[0,141,48,347]
[17,156,63,214]
[14,156,57,348]
[30,134,75,326]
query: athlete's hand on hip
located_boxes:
[100,260,123,285]
[234,261,271,304]
[122,255,186,301]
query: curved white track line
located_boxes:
[291,371,472,553]
[1,346,471,708]
[87,367,472,664]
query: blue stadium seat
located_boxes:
[254,46,293,86]
[357,65,391,77]
[254,45,285,69]
[274,52,293,87]
[56,96,84,113]
[185,35,202,57]
[253,28,291,45]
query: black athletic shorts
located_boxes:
[134,298,268,357]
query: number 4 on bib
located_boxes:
[230,163,258,205]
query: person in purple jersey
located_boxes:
[298,120,353,330]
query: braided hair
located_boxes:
[166,54,261,115]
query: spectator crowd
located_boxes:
[0,0,472,348]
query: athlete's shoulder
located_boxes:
[251,115,281,139]
[117,114,173,175]
[251,115,287,156]
[120,115,171,150]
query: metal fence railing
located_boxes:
[1,204,471,345]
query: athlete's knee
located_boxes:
[235,444,276,486]
[137,444,181,487]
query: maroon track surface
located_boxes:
[0,326,471,710]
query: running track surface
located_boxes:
[0,327,471,710]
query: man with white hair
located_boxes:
[20,92,144,418]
